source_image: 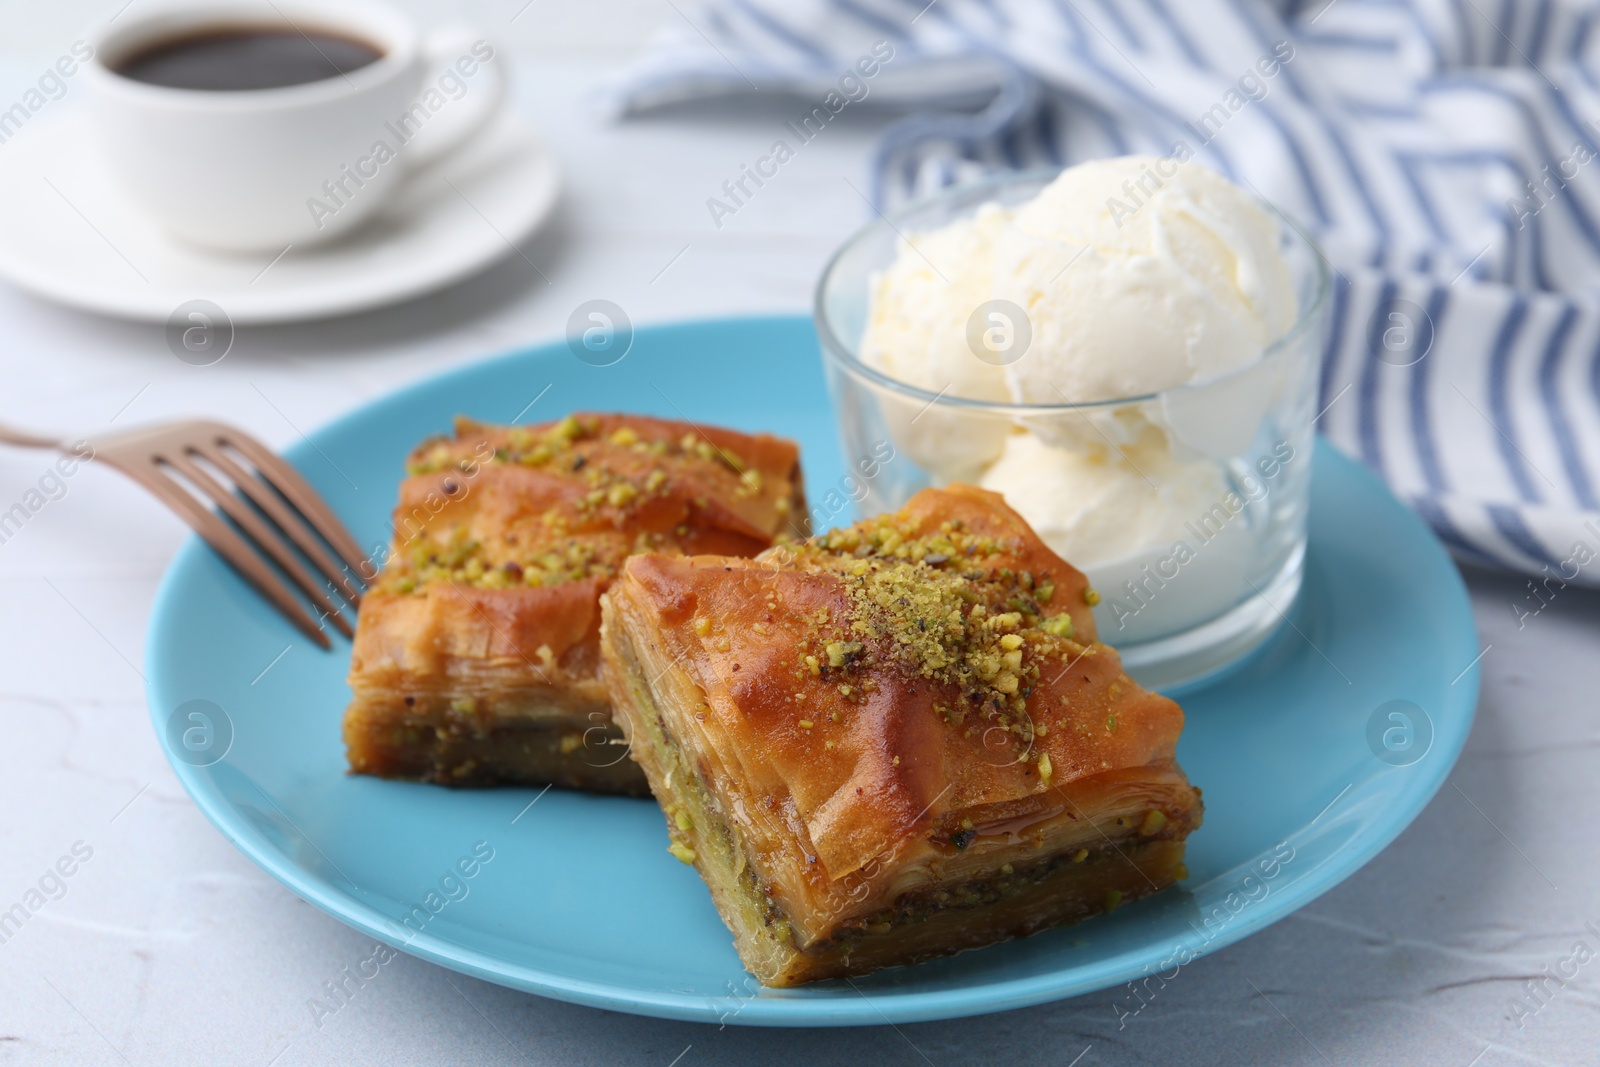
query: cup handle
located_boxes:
[401,28,509,170]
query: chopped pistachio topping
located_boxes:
[799,513,1009,566]
[774,512,1080,749]
[840,560,1043,738]
[382,529,616,594]
[1040,613,1075,639]
[437,415,753,499]
[735,468,764,498]
[391,416,786,596]
[825,640,863,667]
[675,432,746,473]
[406,440,461,476]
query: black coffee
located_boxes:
[115,28,382,91]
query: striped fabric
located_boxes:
[604,0,1600,590]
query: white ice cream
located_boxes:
[856,155,1299,644]
[997,157,1297,405]
[977,429,1253,643]
[860,201,1013,403]
[859,203,1013,482]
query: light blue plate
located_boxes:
[146,315,1480,1026]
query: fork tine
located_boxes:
[134,464,332,649]
[197,443,363,605]
[211,427,372,581]
[162,453,354,639]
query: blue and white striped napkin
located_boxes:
[603,0,1600,595]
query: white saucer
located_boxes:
[0,106,560,324]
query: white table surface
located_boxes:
[1,7,1596,1065]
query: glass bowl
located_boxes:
[814,167,1332,689]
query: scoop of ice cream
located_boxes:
[977,426,1215,567]
[858,202,1014,481]
[860,201,1013,403]
[977,428,1253,642]
[997,156,1297,405]
[851,156,1296,644]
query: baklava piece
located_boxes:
[345,413,805,793]
[601,484,1201,983]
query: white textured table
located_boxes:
[1,14,1596,1066]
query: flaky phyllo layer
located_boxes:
[602,484,1202,983]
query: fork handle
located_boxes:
[0,422,68,450]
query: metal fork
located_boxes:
[0,419,369,649]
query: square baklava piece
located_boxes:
[601,484,1202,983]
[344,412,804,794]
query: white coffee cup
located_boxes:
[83,0,507,252]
